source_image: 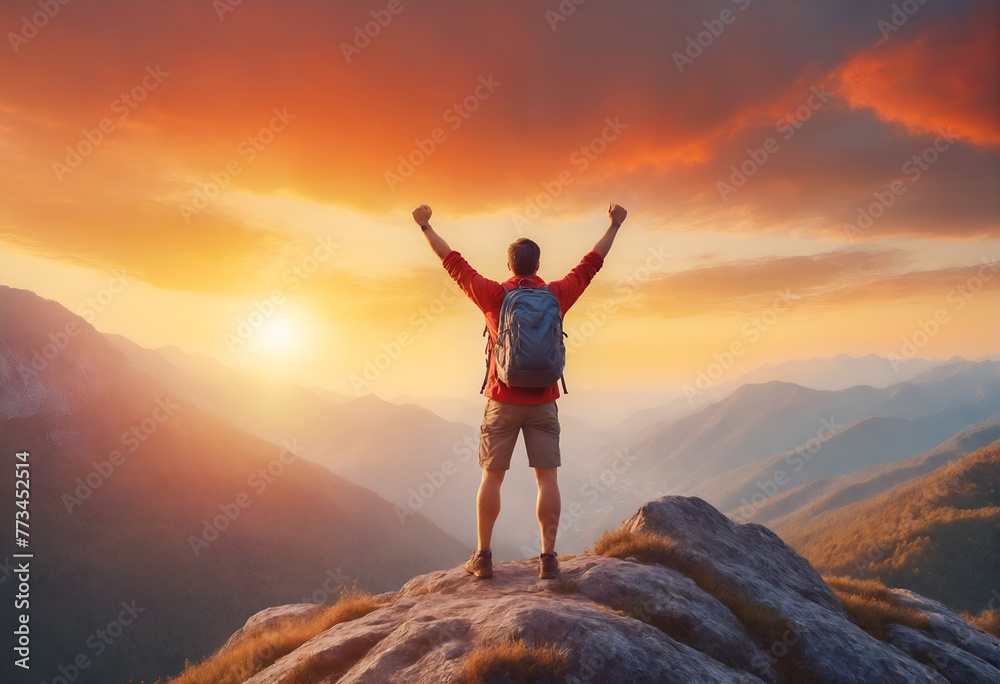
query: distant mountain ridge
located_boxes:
[606,360,998,494]
[724,353,949,392]
[782,441,1000,615]
[733,418,1000,530]
[394,353,956,442]
[556,359,1000,552]
[106,334,537,555]
[0,285,468,684]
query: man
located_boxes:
[413,202,627,579]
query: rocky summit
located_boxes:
[206,497,1000,683]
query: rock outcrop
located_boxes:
[209,496,1000,683]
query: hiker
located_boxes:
[413,202,628,579]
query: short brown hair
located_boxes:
[507,238,540,276]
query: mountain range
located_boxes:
[781,441,1000,615]
[0,285,468,684]
[557,360,1000,553]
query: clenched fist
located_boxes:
[412,204,432,226]
[609,203,627,226]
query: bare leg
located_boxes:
[534,468,561,555]
[477,468,505,552]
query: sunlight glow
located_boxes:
[257,313,300,353]
[249,304,316,358]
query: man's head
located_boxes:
[507,238,540,276]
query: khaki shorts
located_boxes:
[479,399,561,470]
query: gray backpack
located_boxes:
[481,280,568,393]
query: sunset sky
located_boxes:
[1,0,997,400]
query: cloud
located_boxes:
[833,4,999,149]
[601,247,997,318]
[0,0,996,295]
[635,109,1000,241]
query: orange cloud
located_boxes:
[834,5,1000,148]
[605,248,1000,319]
[1,0,997,295]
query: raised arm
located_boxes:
[592,203,627,259]
[413,204,452,261]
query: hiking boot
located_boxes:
[539,553,559,579]
[465,549,492,579]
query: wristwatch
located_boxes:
[421,224,431,231]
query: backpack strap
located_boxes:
[480,283,514,394]
[479,323,490,394]
[560,326,568,393]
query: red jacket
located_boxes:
[442,250,605,404]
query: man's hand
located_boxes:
[593,203,627,259]
[414,204,452,260]
[609,202,627,227]
[413,204,433,227]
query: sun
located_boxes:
[231,303,338,387]
[256,311,301,354]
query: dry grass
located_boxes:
[824,575,929,640]
[961,610,1000,638]
[589,527,679,566]
[824,576,900,605]
[460,637,568,684]
[548,580,578,595]
[159,590,381,684]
